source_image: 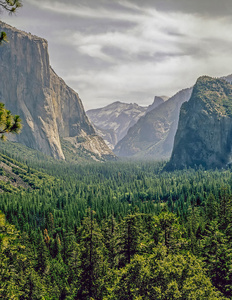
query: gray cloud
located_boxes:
[123,0,232,17]
[34,0,232,16]
[1,0,232,110]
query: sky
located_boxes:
[1,0,232,110]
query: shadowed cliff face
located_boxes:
[114,88,192,159]
[49,68,94,138]
[0,21,114,160]
[167,76,232,170]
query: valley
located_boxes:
[1,1,232,299]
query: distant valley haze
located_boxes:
[2,0,232,110]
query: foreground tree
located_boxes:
[0,30,7,44]
[112,249,225,299]
[0,0,22,13]
[0,211,46,299]
[0,2,22,137]
[117,211,142,267]
[0,0,23,42]
[77,209,108,299]
[0,103,21,139]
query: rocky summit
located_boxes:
[167,76,232,170]
[0,21,114,161]
[146,96,167,114]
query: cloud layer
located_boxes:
[2,0,232,109]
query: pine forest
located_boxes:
[0,144,232,299]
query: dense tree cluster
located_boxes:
[0,207,226,299]
[0,149,232,298]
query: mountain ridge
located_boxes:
[87,101,147,149]
[114,88,192,159]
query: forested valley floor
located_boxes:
[0,146,232,299]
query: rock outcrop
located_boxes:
[0,21,114,160]
[146,96,167,114]
[167,76,232,170]
[93,126,117,150]
[114,88,192,159]
[87,101,147,149]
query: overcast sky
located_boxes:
[1,0,232,110]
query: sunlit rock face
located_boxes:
[0,21,114,160]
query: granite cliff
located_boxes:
[167,76,232,170]
[114,88,192,159]
[87,101,147,149]
[0,21,114,161]
[93,125,117,150]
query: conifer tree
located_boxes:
[0,1,22,44]
[205,192,218,222]
[158,208,182,253]
[0,0,22,13]
[101,214,118,268]
[200,221,232,297]
[0,1,22,138]
[77,209,108,299]
[219,187,232,230]
[36,233,49,276]
[0,92,22,140]
[117,211,142,266]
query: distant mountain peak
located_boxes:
[146,95,167,114]
[114,88,192,159]
[87,101,147,148]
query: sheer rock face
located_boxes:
[167,76,232,170]
[0,21,113,160]
[114,88,192,159]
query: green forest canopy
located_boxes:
[0,146,232,299]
